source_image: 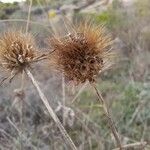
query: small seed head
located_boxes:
[0,31,38,74]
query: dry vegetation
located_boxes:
[0,0,150,150]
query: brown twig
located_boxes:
[25,68,77,150]
[91,83,123,150]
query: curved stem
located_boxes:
[91,83,123,150]
[25,69,77,150]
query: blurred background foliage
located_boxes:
[0,1,19,19]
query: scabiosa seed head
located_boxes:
[0,31,40,82]
[48,21,114,84]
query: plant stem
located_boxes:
[91,83,123,150]
[26,0,32,33]
[112,141,147,150]
[25,69,77,150]
[62,74,66,126]
[21,70,25,91]
[20,71,25,150]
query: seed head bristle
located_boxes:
[48,21,114,84]
[0,31,40,82]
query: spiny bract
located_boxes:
[48,22,114,84]
[0,31,38,76]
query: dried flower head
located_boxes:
[0,31,43,84]
[48,21,114,84]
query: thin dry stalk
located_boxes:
[0,19,50,32]
[62,74,66,126]
[35,0,57,34]
[91,83,123,150]
[12,71,25,149]
[20,71,25,149]
[127,100,145,127]
[18,0,32,145]
[25,69,77,150]
[113,141,147,150]
[71,82,88,104]
[26,0,32,33]
[7,117,37,150]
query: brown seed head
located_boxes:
[48,22,114,84]
[0,31,38,74]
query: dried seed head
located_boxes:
[48,21,114,84]
[0,31,38,75]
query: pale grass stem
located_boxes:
[7,117,37,150]
[20,71,25,150]
[18,0,33,147]
[91,83,123,150]
[62,74,66,126]
[113,141,148,150]
[25,69,77,150]
[26,0,32,34]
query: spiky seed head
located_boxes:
[0,31,38,75]
[48,21,114,84]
